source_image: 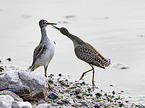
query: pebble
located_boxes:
[6,58,11,61]
[112,91,115,95]
[61,99,69,104]
[80,81,85,85]
[94,104,100,108]
[59,80,69,87]
[79,102,88,107]
[58,73,62,77]
[37,100,45,104]
[0,66,4,72]
[95,92,102,98]
[87,87,91,92]
[119,102,124,107]
[57,100,63,105]
[48,79,53,84]
[12,101,20,108]
[69,86,76,89]
[75,103,82,107]
[0,69,145,108]
[48,93,58,99]
[75,88,82,94]
[49,74,54,77]
[76,93,83,99]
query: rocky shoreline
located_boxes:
[0,65,144,108]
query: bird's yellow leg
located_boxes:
[44,65,50,89]
[91,65,95,90]
[79,69,93,80]
[44,65,48,78]
[79,64,96,90]
[79,64,94,80]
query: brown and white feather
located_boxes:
[75,43,110,68]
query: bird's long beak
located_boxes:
[52,25,60,30]
[46,22,57,25]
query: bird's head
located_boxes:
[53,26,70,35]
[39,19,57,28]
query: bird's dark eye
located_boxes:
[42,22,46,25]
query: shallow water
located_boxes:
[0,0,145,105]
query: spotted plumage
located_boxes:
[75,44,110,69]
[53,26,110,89]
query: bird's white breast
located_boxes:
[39,41,55,65]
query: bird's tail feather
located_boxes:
[28,65,35,72]
[105,59,111,67]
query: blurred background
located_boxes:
[0,0,145,104]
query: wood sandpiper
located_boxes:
[53,26,110,89]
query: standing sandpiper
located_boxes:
[29,19,57,78]
[53,26,110,89]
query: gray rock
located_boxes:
[5,70,21,82]
[0,90,23,101]
[0,74,12,90]
[37,99,45,104]
[0,74,31,101]
[18,72,45,101]
[0,101,8,108]
[18,72,44,94]
[0,71,45,102]
[36,103,50,108]
[0,95,14,108]
[7,83,31,101]
[12,101,20,108]
[12,101,33,108]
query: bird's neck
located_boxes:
[66,33,85,46]
[40,27,50,43]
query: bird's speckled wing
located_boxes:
[33,44,46,63]
[74,44,110,68]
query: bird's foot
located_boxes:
[45,74,47,78]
